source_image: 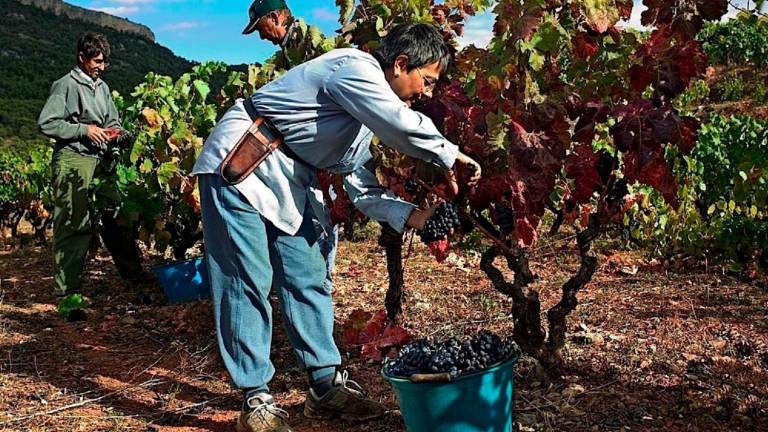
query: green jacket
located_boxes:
[38,67,121,157]
[270,18,349,69]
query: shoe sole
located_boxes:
[303,404,384,422]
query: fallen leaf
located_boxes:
[619,265,639,275]
[562,384,586,398]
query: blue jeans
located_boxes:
[199,174,341,391]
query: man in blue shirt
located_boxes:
[193,23,481,432]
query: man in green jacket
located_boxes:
[38,32,148,320]
[242,0,346,69]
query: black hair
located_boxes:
[77,32,110,61]
[372,23,451,76]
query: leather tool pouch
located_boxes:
[219,117,283,185]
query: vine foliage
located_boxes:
[341,0,729,370]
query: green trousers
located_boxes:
[52,148,144,295]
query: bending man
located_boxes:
[192,23,481,432]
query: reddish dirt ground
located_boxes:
[0,232,767,431]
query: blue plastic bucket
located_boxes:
[153,257,210,304]
[383,355,518,432]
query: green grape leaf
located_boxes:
[157,160,179,187]
[193,79,210,101]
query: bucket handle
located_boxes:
[409,373,452,383]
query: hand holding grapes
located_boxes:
[405,202,442,230]
[445,152,481,195]
[87,125,110,144]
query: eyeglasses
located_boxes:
[415,67,437,93]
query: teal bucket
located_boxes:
[383,355,518,432]
[152,257,210,304]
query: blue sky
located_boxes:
[65,0,757,65]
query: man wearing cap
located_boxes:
[243,0,346,70]
[38,32,148,320]
[193,23,482,432]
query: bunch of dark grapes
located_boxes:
[404,178,420,195]
[383,339,434,377]
[494,203,516,235]
[606,178,629,207]
[384,331,520,378]
[427,337,463,375]
[418,202,461,243]
[596,152,615,184]
[109,131,136,149]
[622,218,640,242]
[472,330,519,367]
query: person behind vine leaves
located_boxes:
[192,23,482,432]
[244,0,346,70]
[38,32,150,321]
[244,0,343,297]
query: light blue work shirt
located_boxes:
[192,48,459,235]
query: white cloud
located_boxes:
[91,6,140,15]
[456,12,495,49]
[86,0,160,16]
[311,7,338,22]
[162,21,202,31]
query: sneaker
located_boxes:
[236,393,293,432]
[303,370,385,421]
[57,294,88,321]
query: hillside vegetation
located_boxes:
[0,0,194,139]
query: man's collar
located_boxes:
[71,66,101,89]
[280,19,298,49]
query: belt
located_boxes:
[243,98,308,165]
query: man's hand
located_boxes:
[446,152,482,195]
[87,125,109,145]
[405,203,441,230]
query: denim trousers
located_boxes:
[199,174,341,391]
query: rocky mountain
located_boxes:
[18,0,155,41]
[0,0,194,139]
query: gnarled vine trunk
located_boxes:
[480,213,603,372]
[379,222,404,321]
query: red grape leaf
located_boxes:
[573,32,599,59]
[616,0,633,19]
[697,0,728,21]
[565,144,603,204]
[514,216,538,247]
[427,239,451,263]
[341,309,375,347]
[573,102,609,144]
[360,323,411,361]
[512,6,545,41]
[340,310,410,361]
